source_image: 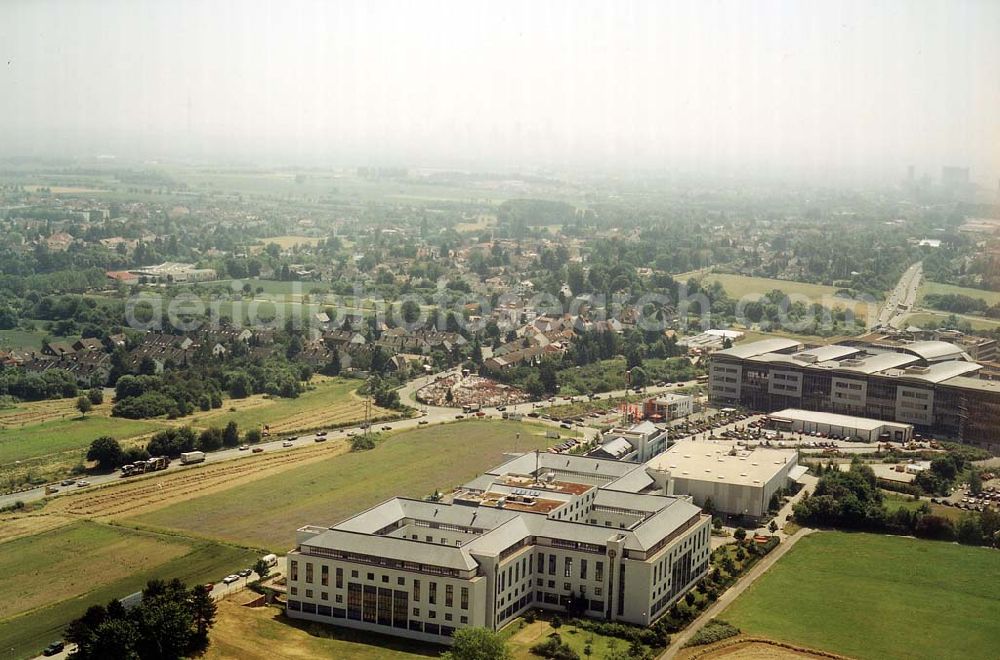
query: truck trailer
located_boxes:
[180,451,206,465]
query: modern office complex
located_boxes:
[709,338,1000,454]
[286,452,712,644]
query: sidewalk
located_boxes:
[659,527,814,659]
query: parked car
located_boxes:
[316,431,328,437]
[76,480,90,487]
[418,420,429,425]
[381,425,392,431]
[238,444,249,451]
[238,568,253,577]
[282,440,294,447]
[222,574,240,584]
[42,641,65,656]
[61,479,75,486]
[252,447,264,453]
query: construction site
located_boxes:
[415,373,531,408]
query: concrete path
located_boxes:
[659,527,814,659]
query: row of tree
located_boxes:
[86,421,260,471]
[65,578,215,660]
[794,460,1000,547]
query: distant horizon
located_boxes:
[2,0,998,184]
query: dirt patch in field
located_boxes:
[0,513,75,544]
[679,636,853,660]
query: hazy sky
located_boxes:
[2,0,998,181]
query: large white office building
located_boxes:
[646,440,803,519]
[286,452,712,644]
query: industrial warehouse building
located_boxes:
[645,441,802,519]
[286,452,712,644]
[709,338,1000,454]
[767,408,913,442]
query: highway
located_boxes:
[872,261,922,330]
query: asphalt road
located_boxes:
[873,261,922,330]
[2,372,703,509]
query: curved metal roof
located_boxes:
[900,340,969,362]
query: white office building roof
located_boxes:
[646,440,796,487]
[715,338,803,359]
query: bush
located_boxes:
[530,636,579,660]
[684,619,740,647]
[350,434,376,451]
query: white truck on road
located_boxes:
[180,451,206,465]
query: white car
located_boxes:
[238,444,249,451]
[222,574,240,584]
[76,480,90,487]
[282,440,294,447]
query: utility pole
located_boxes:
[364,376,372,437]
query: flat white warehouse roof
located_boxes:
[770,408,911,431]
[646,440,796,487]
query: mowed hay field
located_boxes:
[723,532,1000,660]
[130,420,558,549]
[700,274,874,316]
[182,376,397,434]
[0,521,259,659]
[0,414,165,466]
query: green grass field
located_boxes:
[723,532,1000,660]
[882,493,964,522]
[0,415,165,467]
[184,376,386,434]
[919,281,1000,307]
[0,521,259,659]
[903,311,1000,331]
[131,420,558,549]
[701,273,859,303]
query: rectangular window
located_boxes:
[537,553,544,573]
[321,565,329,586]
[413,579,421,602]
[377,588,393,626]
[347,583,362,620]
[580,559,587,580]
[336,567,343,589]
[429,581,437,605]
[595,561,604,582]
[564,557,572,578]
[445,584,453,608]
[290,560,298,581]
[393,590,408,629]
[461,587,469,610]
[306,589,313,599]
[548,555,556,575]
[363,585,377,623]
[304,563,312,584]
[321,591,328,601]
